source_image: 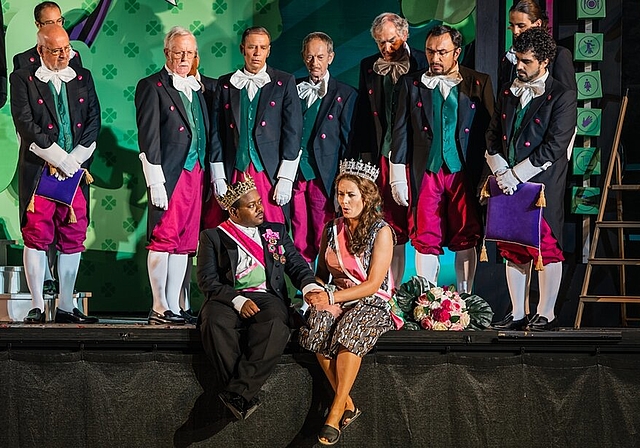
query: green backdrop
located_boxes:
[0,0,476,312]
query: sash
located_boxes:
[219,220,267,291]
[332,218,404,329]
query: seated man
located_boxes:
[197,175,321,420]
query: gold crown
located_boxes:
[339,159,380,182]
[216,175,257,210]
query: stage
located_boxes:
[1,321,639,447]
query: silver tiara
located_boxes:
[339,159,380,182]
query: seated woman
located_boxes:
[299,160,404,446]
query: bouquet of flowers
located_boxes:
[394,276,493,331]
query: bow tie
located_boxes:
[297,79,326,108]
[230,69,271,100]
[510,77,546,108]
[421,70,463,99]
[35,65,76,94]
[170,74,201,102]
[373,56,410,84]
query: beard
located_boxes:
[517,67,541,83]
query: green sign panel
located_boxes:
[573,147,601,175]
[577,0,606,19]
[571,187,601,215]
[577,108,602,136]
[576,71,602,100]
[574,33,604,61]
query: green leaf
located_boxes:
[393,276,432,314]
[464,294,494,330]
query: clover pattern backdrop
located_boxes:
[0,0,476,312]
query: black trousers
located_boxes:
[199,292,290,402]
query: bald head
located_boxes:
[37,25,71,71]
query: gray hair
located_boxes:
[164,26,197,51]
[370,13,409,40]
[301,31,334,55]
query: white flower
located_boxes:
[432,321,448,331]
[460,312,471,328]
[430,287,444,299]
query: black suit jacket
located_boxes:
[486,75,577,247]
[10,65,101,226]
[199,73,218,117]
[210,66,303,183]
[13,45,83,72]
[296,76,357,196]
[353,48,428,161]
[392,65,495,197]
[135,68,212,238]
[197,222,316,308]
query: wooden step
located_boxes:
[579,295,640,303]
[587,258,640,265]
[595,221,640,228]
[609,185,640,191]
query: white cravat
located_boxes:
[510,71,549,108]
[230,66,271,101]
[421,66,463,99]
[505,47,517,65]
[169,72,200,102]
[297,72,328,108]
[35,64,76,94]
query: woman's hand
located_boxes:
[314,303,343,318]
[304,290,329,306]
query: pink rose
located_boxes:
[421,316,433,330]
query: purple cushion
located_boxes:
[485,176,543,249]
[35,167,84,206]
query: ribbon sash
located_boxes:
[219,221,266,269]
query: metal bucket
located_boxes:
[0,266,26,294]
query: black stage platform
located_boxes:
[1,322,639,447]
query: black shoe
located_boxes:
[492,313,528,331]
[148,309,185,325]
[180,308,198,325]
[43,280,58,295]
[24,308,45,324]
[526,314,556,331]
[218,391,246,420]
[55,308,99,324]
[243,396,261,420]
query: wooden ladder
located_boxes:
[575,90,640,328]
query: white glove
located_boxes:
[70,142,96,164]
[273,178,293,206]
[496,169,519,195]
[29,142,68,167]
[149,183,168,210]
[57,153,81,177]
[512,157,548,183]
[389,155,409,206]
[210,162,228,197]
[485,151,509,176]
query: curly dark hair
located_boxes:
[335,173,383,255]
[513,26,556,63]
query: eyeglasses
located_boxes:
[426,48,457,57]
[169,50,197,59]
[43,45,72,56]
[37,17,65,26]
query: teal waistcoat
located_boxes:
[508,103,530,167]
[426,86,462,174]
[298,99,322,181]
[179,91,206,171]
[49,83,73,152]
[381,74,394,158]
[236,89,265,172]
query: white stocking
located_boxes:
[537,262,562,321]
[148,250,169,313]
[57,252,81,312]
[416,253,440,285]
[23,247,46,310]
[454,247,477,293]
[505,260,532,320]
[166,253,188,314]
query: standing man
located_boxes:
[197,177,321,420]
[485,27,576,331]
[13,2,82,71]
[135,26,209,325]
[354,12,428,284]
[10,25,100,323]
[206,26,302,228]
[292,32,357,264]
[391,25,494,293]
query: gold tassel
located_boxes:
[535,253,544,271]
[84,170,94,184]
[480,178,491,201]
[68,206,77,224]
[27,194,35,213]
[480,239,488,262]
[536,187,546,208]
[48,164,57,176]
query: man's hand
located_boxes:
[213,178,228,197]
[304,290,329,306]
[496,169,519,195]
[240,299,260,319]
[149,183,168,210]
[57,153,81,177]
[391,182,409,206]
[273,178,293,205]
